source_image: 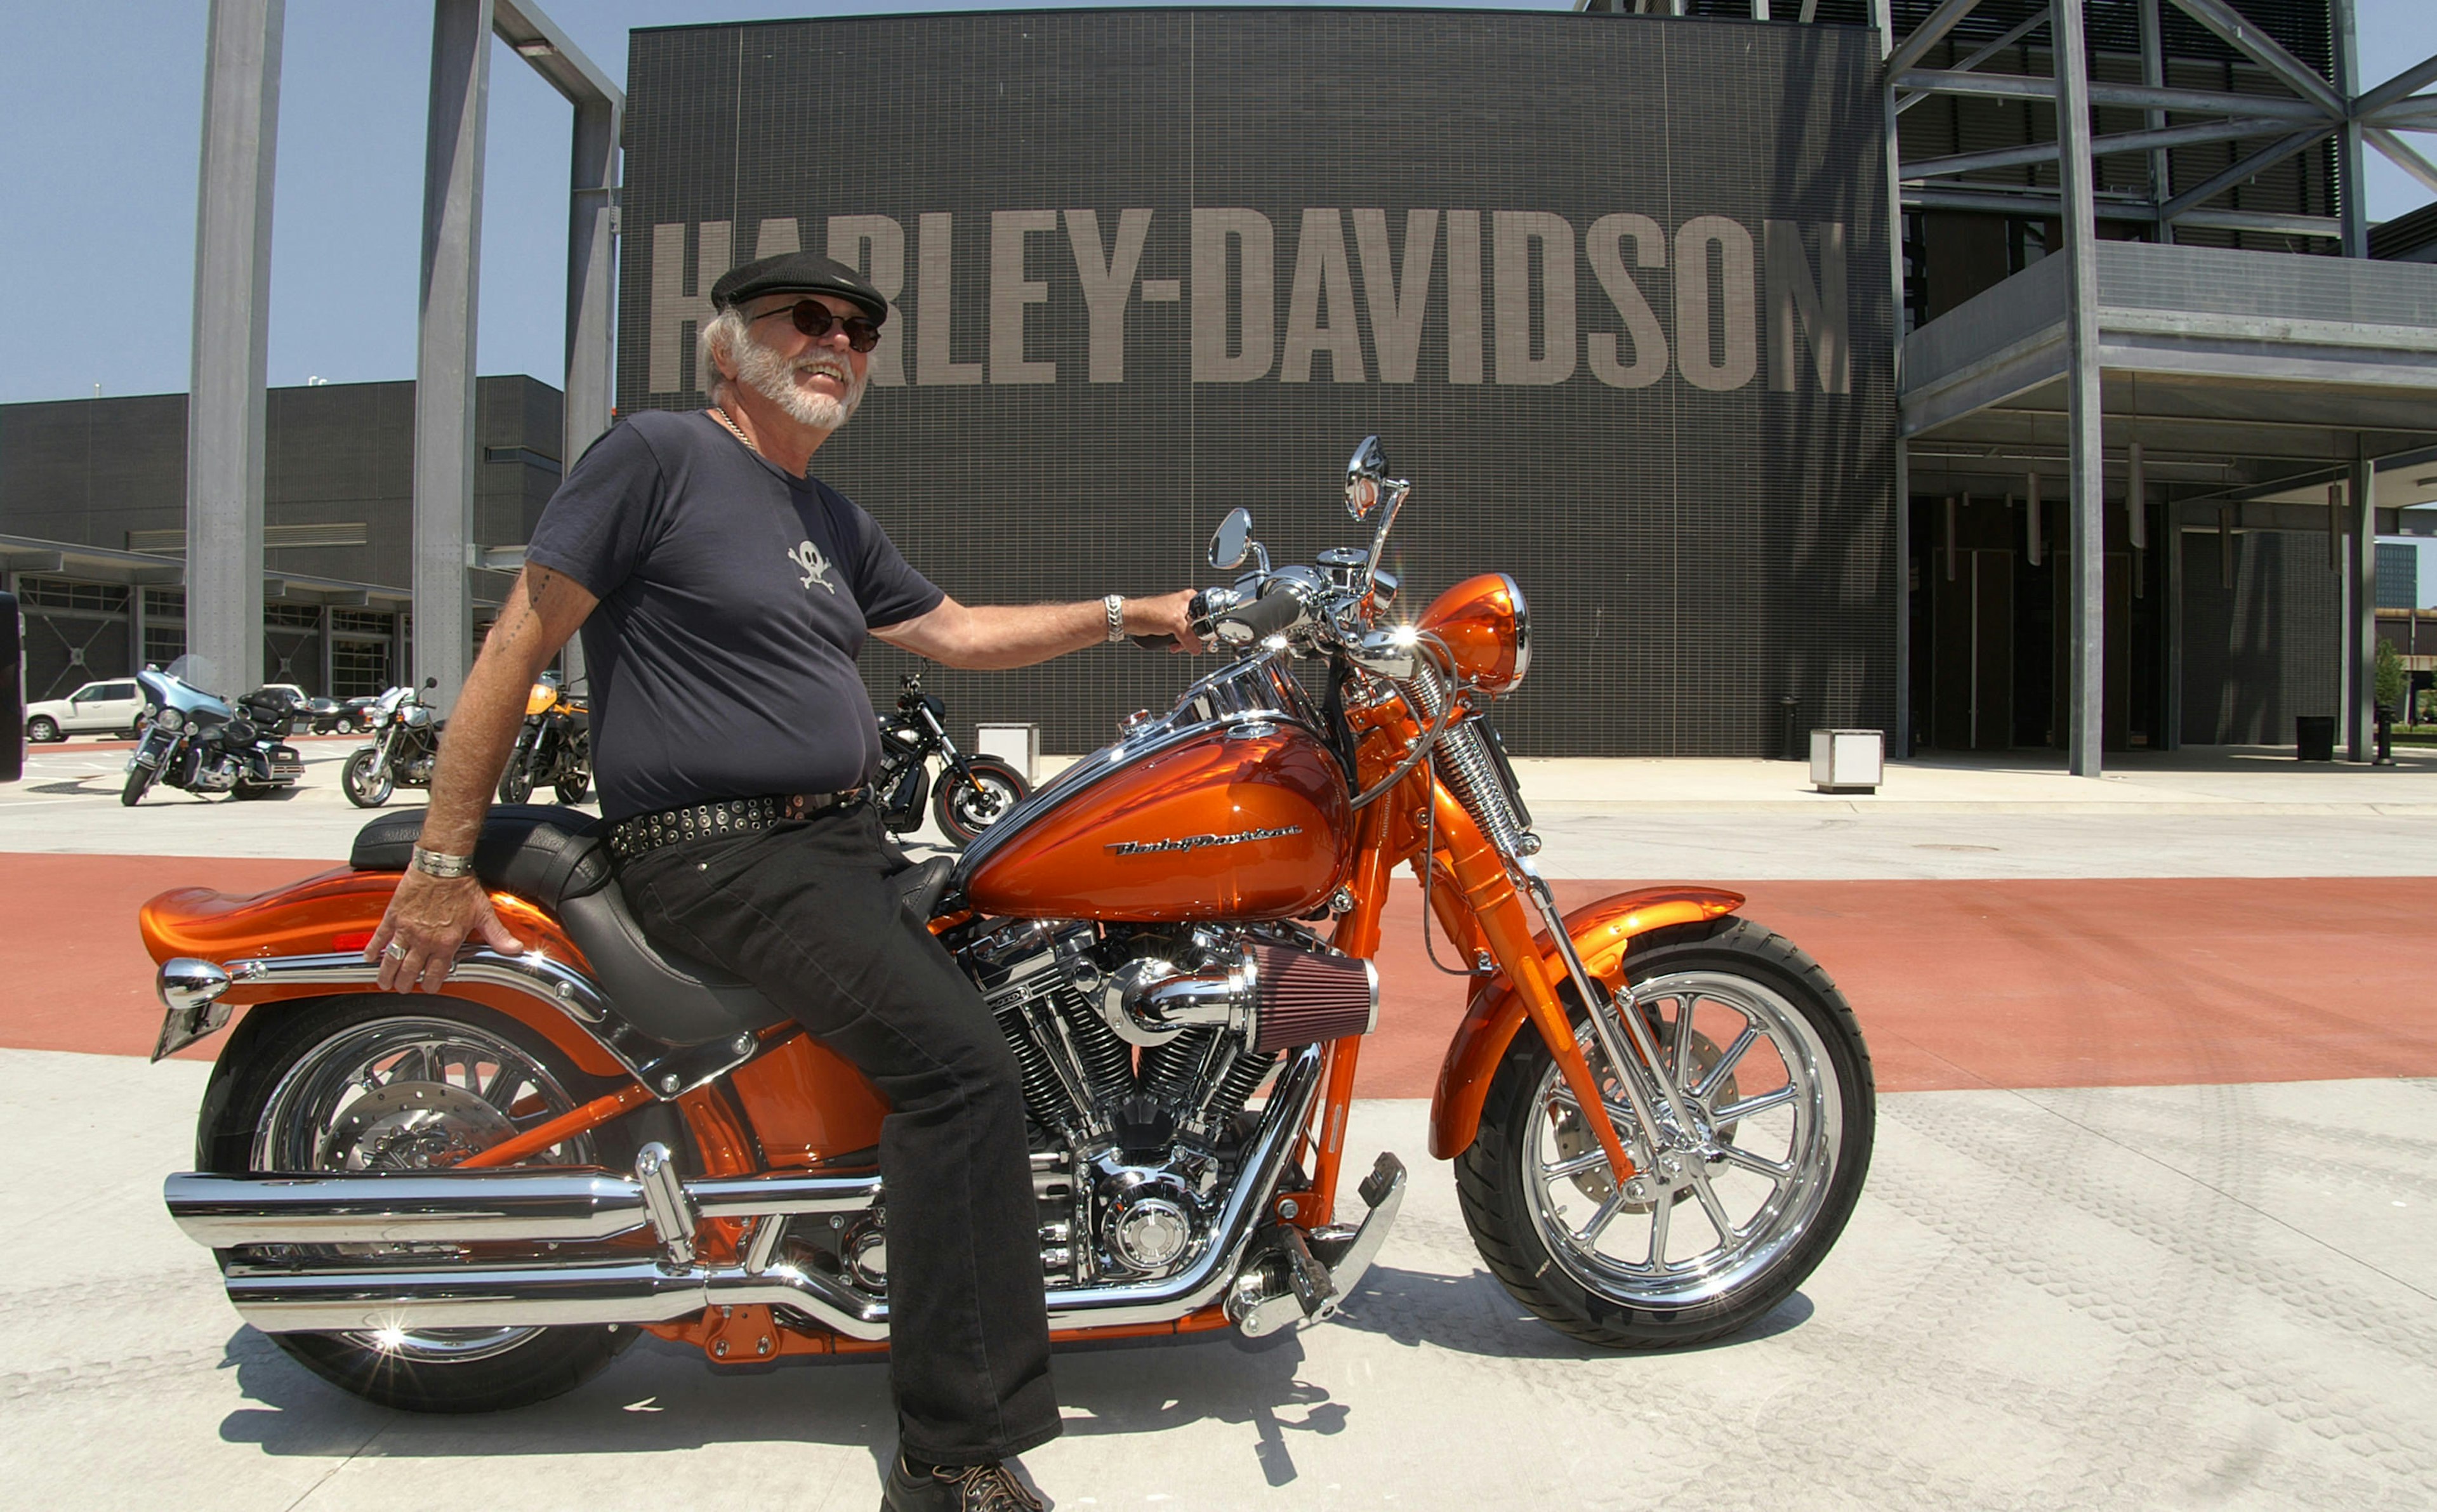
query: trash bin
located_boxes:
[1810,729,1884,794]
[2295,715,2335,762]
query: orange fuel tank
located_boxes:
[962,721,1355,922]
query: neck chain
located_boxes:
[709,405,760,455]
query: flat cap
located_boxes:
[710,251,888,323]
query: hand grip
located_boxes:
[1213,586,1307,645]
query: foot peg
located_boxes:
[1229,1152,1406,1338]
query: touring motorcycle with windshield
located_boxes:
[141,438,1873,1413]
[123,660,305,806]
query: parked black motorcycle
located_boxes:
[496,675,590,806]
[342,679,444,808]
[874,671,1029,846]
[124,661,305,806]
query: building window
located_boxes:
[331,640,392,699]
[145,624,186,667]
[16,577,129,614]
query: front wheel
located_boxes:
[1455,917,1874,1351]
[496,756,534,806]
[343,747,393,808]
[26,716,59,743]
[197,996,663,1411]
[932,756,1027,846]
[121,758,159,807]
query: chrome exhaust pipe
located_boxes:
[201,1046,1324,1339]
[166,1167,884,1250]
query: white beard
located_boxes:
[737,327,867,432]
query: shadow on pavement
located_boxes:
[1333,1262,1814,1357]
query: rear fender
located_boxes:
[1427,886,1743,1161]
[139,869,624,1079]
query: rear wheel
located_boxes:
[553,770,591,805]
[199,996,659,1412]
[1455,917,1873,1350]
[344,747,393,808]
[932,756,1027,846]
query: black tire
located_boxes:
[121,759,159,807]
[496,759,534,806]
[343,747,393,808]
[1455,916,1874,1351]
[932,756,1027,846]
[553,770,591,806]
[26,716,59,743]
[196,995,670,1412]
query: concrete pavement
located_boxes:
[3,1054,2431,1511]
[6,745,2437,1507]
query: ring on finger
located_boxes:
[383,942,409,960]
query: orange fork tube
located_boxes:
[1305,803,1395,1225]
[1430,782,1637,1181]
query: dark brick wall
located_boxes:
[618,9,1898,756]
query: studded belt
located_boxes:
[605,790,863,860]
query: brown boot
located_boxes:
[882,1454,1047,1512]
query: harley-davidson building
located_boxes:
[6,1,2436,765]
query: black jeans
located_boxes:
[619,803,1059,1464]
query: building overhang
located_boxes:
[0,532,415,609]
[1900,243,2437,506]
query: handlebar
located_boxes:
[1202,584,1307,647]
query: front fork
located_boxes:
[1425,783,1693,1181]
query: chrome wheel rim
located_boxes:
[1521,970,1842,1310]
[254,1015,599,1362]
[948,772,1019,830]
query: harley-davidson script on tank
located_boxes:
[958,659,1356,921]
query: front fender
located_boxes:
[1427,885,1743,1161]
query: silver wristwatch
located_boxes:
[1103,593,1126,644]
[412,846,476,880]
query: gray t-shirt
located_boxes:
[524,409,944,823]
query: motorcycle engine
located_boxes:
[958,918,1375,1286]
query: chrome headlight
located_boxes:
[154,707,183,732]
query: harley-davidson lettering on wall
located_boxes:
[645,210,1849,397]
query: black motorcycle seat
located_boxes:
[347,806,958,1048]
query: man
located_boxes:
[365,249,1199,1511]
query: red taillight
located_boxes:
[332,930,374,952]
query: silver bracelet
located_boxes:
[1103,593,1126,644]
[412,846,476,880]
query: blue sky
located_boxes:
[3,0,2433,406]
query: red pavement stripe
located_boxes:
[8,853,2433,1093]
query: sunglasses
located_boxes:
[750,299,883,353]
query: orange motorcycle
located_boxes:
[144,437,1873,1412]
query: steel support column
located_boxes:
[2138,0,2172,243]
[187,0,283,696]
[1876,0,1910,757]
[2333,0,2368,260]
[558,94,618,690]
[2348,449,2375,760]
[2054,0,2106,777]
[413,0,493,713]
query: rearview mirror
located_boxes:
[424,677,438,689]
[1346,437,1389,521]
[1208,508,1254,571]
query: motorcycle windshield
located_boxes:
[138,666,233,719]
